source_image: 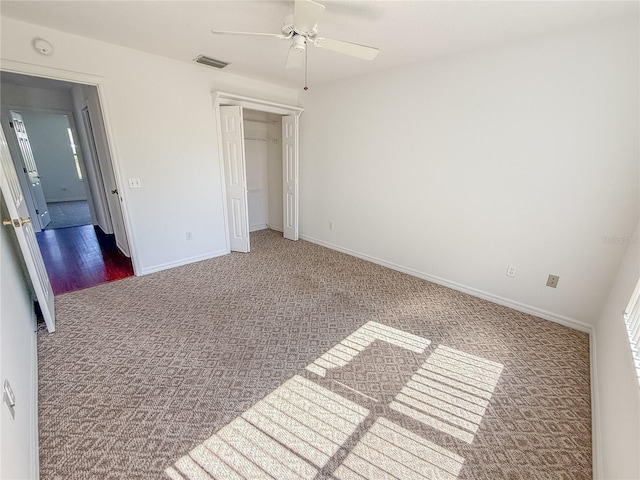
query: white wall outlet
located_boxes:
[506,265,517,277]
[546,274,559,288]
[186,231,192,241]
[329,221,334,230]
[128,178,141,188]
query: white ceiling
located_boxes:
[1,1,637,90]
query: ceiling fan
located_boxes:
[211,0,380,89]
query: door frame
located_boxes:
[1,60,139,273]
[212,91,303,253]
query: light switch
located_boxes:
[128,178,141,189]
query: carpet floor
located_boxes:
[46,200,92,229]
[38,229,592,479]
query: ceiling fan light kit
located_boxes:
[210,0,379,90]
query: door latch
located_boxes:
[2,217,31,227]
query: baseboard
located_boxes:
[267,224,283,233]
[250,224,269,232]
[95,223,113,236]
[299,234,593,333]
[590,331,602,480]
[46,197,87,203]
[30,306,40,479]
[137,249,229,276]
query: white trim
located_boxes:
[0,60,139,274]
[1,59,106,86]
[30,305,40,480]
[590,330,602,480]
[45,197,88,203]
[249,223,269,232]
[211,91,302,254]
[213,91,304,116]
[299,234,593,333]
[267,224,283,233]
[136,249,228,276]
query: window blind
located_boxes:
[623,278,640,386]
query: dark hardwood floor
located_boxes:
[36,225,134,295]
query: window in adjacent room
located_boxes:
[67,127,83,180]
[623,278,640,385]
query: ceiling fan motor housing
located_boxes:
[291,35,307,51]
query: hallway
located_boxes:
[36,225,133,295]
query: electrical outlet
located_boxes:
[546,274,559,288]
[186,231,192,241]
[329,221,334,230]
[506,265,517,277]
[128,177,142,188]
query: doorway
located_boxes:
[0,71,134,294]
[244,110,284,235]
[214,92,303,253]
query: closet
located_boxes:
[243,110,284,233]
[216,92,301,253]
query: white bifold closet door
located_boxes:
[282,115,298,241]
[220,106,250,253]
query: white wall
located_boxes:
[593,220,640,479]
[0,197,38,479]
[1,16,299,274]
[20,111,87,202]
[0,82,73,112]
[299,19,639,328]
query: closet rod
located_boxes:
[244,137,278,144]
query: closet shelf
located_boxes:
[244,119,278,125]
[244,137,278,144]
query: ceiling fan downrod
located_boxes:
[304,41,309,90]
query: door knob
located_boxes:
[3,217,31,227]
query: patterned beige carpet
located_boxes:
[38,229,591,479]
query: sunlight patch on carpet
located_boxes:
[167,375,368,479]
[391,345,503,444]
[166,323,503,479]
[306,321,431,377]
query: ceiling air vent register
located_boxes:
[195,55,229,69]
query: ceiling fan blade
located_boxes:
[211,30,288,38]
[314,37,379,60]
[285,45,305,69]
[293,0,325,33]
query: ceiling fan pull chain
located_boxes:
[304,42,309,90]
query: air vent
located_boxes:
[195,55,229,69]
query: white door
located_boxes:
[82,107,130,257]
[220,106,250,253]
[282,115,298,241]
[8,111,51,230]
[0,124,55,332]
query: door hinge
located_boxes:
[9,122,13,129]
[35,209,40,214]
[23,167,27,173]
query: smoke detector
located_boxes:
[32,38,54,56]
